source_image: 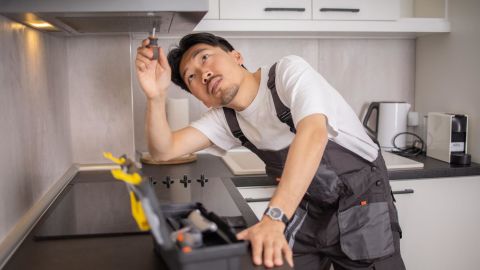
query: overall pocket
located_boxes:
[306,164,344,206]
[338,201,394,261]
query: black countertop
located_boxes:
[387,153,480,180]
[139,152,480,181]
[3,155,286,270]
[3,153,479,270]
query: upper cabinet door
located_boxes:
[220,0,312,20]
[313,0,400,21]
[204,0,220,19]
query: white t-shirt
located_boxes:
[190,55,379,162]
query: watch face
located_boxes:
[269,207,282,219]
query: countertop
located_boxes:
[3,153,479,270]
[387,153,480,180]
[3,155,286,270]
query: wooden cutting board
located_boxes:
[140,152,197,165]
[222,150,266,175]
[381,151,424,169]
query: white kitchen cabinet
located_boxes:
[204,0,219,19]
[391,176,480,270]
[248,201,270,221]
[313,0,400,21]
[237,186,276,201]
[237,186,276,220]
[239,176,480,268]
[219,0,312,20]
[195,0,449,36]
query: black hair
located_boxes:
[167,32,237,93]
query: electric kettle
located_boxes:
[363,102,411,150]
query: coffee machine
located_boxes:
[427,112,471,165]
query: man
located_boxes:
[135,32,405,270]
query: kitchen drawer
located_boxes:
[313,0,400,21]
[238,186,274,221]
[248,201,269,221]
[220,0,312,20]
[237,186,275,200]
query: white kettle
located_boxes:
[363,102,411,150]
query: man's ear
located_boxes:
[230,50,244,66]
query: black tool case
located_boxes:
[154,203,247,270]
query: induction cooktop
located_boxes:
[34,172,245,240]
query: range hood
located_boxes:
[0,0,208,35]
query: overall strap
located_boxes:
[223,62,295,147]
[267,64,376,165]
[267,63,296,134]
[223,107,259,152]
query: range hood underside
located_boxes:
[3,11,206,35]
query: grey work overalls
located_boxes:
[223,64,406,270]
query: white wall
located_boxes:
[415,0,480,162]
[0,16,72,244]
[131,37,415,152]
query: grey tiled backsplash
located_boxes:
[0,16,72,243]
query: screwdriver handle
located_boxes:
[148,37,159,60]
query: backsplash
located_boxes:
[0,16,72,244]
[131,36,415,152]
[67,36,135,163]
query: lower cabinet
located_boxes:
[238,176,480,269]
[237,186,275,220]
[247,201,269,221]
[390,176,480,270]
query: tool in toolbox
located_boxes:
[168,209,233,252]
[103,152,172,248]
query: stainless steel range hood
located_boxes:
[0,0,208,35]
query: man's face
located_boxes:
[179,44,245,108]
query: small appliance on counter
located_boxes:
[363,101,411,150]
[427,112,471,165]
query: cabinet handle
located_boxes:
[320,8,360,13]
[392,189,414,195]
[245,197,271,203]
[264,7,306,12]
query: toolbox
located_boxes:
[103,152,247,270]
[156,203,246,270]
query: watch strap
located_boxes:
[264,207,289,225]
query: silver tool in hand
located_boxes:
[147,22,159,60]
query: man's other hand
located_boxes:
[237,217,293,268]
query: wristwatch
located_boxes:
[264,206,289,226]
